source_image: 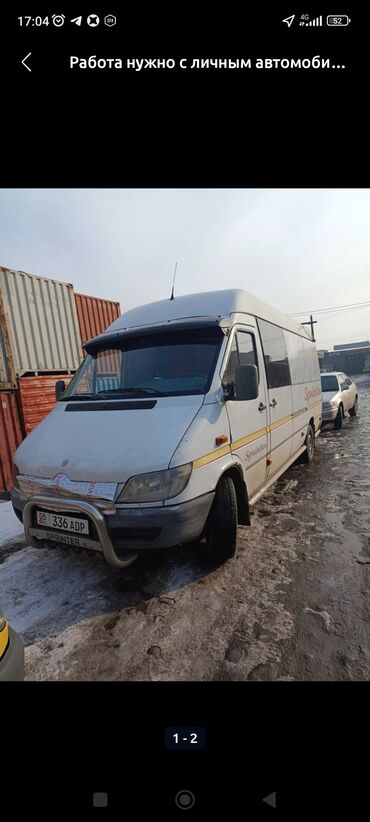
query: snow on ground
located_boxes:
[0,538,200,646]
[2,376,370,680]
[0,500,24,542]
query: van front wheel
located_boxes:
[205,476,238,565]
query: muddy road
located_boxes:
[1,375,370,681]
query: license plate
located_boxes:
[36,510,89,535]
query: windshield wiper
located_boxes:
[65,394,105,401]
[102,387,165,396]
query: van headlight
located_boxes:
[117,463,192,503]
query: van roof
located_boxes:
[104,289,312,340]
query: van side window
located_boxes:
[223,331,258,385]
[283,330,320,383]
[236,331,258,371]
[257,319,291,388]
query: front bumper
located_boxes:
[12,489,214,569]
[0,627,25,682]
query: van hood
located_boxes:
[322,390,339,402]
[15,397,203,483]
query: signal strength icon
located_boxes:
[305,15,323,26]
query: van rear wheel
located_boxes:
[205,476,238,565]
[301,423,315,464]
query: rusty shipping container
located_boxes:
[0,267,83,388]
[0,391,23,494]
[74,292,121,355]
[18,374,74,436]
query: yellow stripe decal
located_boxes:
[232,427,268,451]
[193,444,231,469]
[291,407,307,418]
[193,403,321,469]
[269,414,292,431]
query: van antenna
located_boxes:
[170,262,177,300]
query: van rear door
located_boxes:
[223,327,269,497]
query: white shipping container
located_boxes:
[0,267,83,387]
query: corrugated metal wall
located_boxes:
[74,293,121,353]
[0,391,23,493]
[0,267,83,385]
[18,374,73,436]
[323,350,368,376]
[0,277,121,492]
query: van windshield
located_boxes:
[62,328,223,400]
[321,375,339,392]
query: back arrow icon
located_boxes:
[262,791,277,808]
[22,52,32,72]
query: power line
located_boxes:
[313,306,370,319]
[290,300,370,316]
[289,299,370,317]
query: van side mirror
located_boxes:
[340,383,349,391]
[234,364,259,401]
[55,380,66,401]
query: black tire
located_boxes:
[205,476,238,565]
[348,395,358,417]
[334,404,343,430]
[301,423,315,464]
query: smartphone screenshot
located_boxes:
[1,5,368,817]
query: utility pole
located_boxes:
[301,314,317,342]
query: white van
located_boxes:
[11,289,322,569]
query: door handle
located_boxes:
[258,402,267,412]
[269,398,277,407]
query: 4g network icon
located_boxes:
[282,13,351,27]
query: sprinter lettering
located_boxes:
[245,441,267,462]
[305,386,321,403]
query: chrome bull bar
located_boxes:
[23,495,138,569]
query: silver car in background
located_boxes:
[320,371,358,430]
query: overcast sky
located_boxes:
[0,188,369,350]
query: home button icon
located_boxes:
[175,789,195,810]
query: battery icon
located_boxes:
[326,15,351,26]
